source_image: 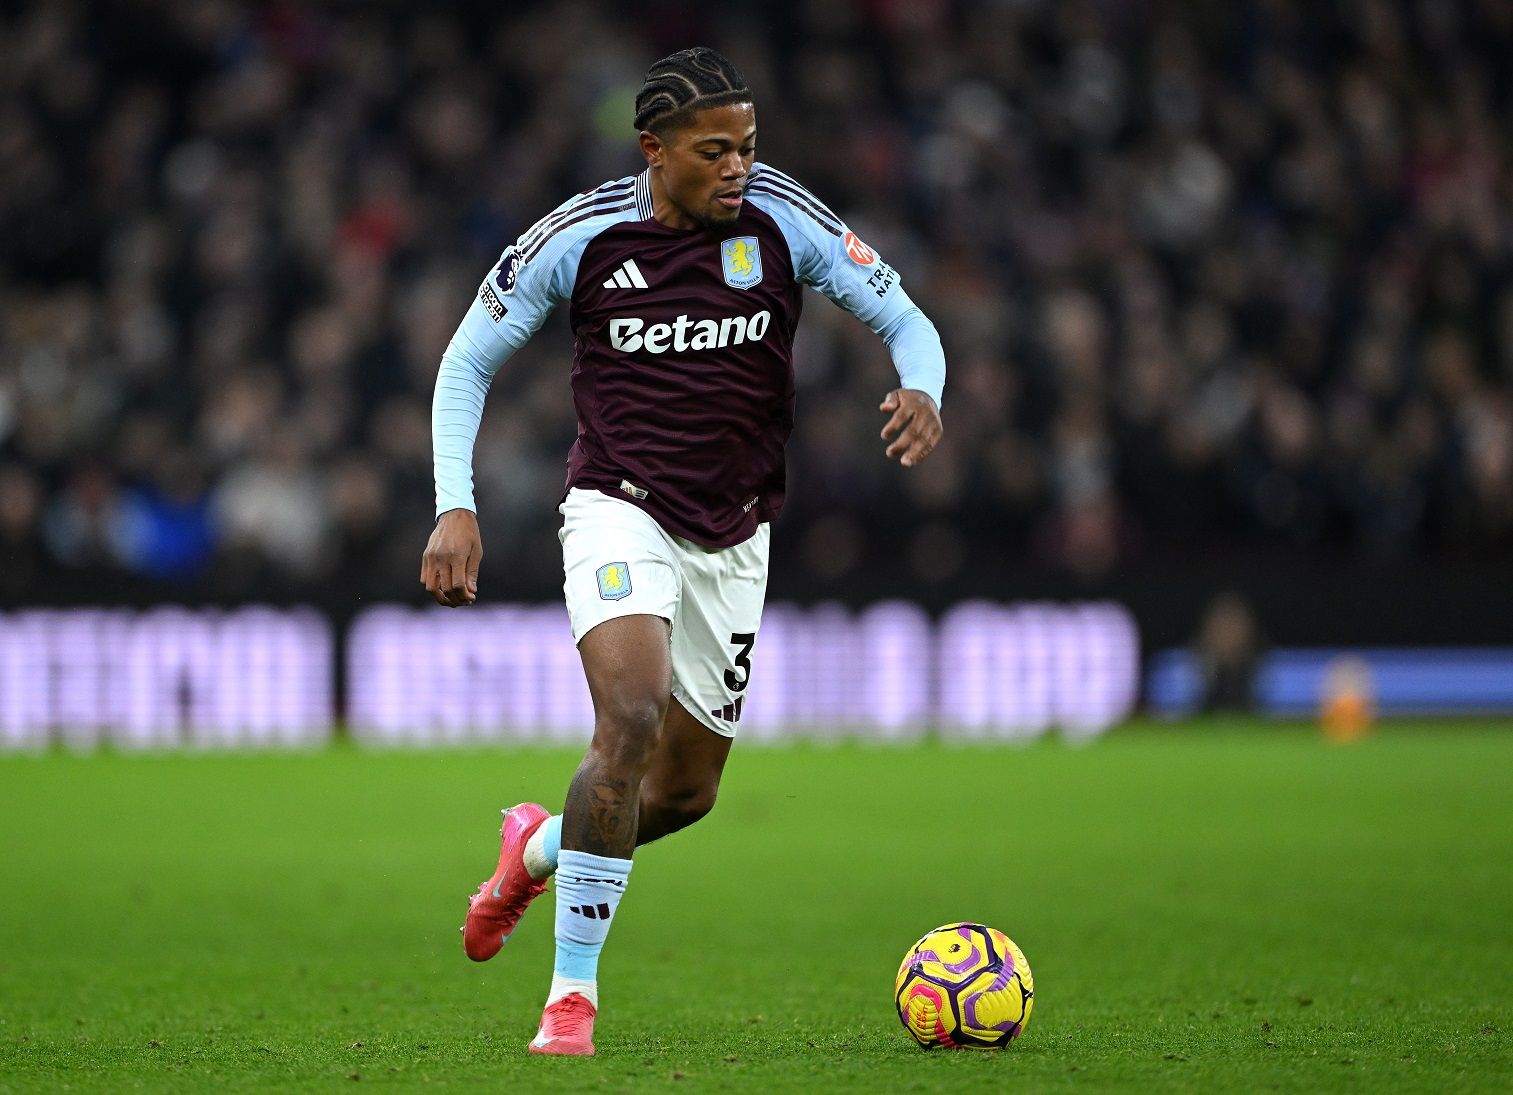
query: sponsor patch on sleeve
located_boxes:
[479,281,507,322]
[865,260,897,298]
[844,231,876,265]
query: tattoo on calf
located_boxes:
[563,767,636,858]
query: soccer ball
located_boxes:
[895,922,1034,1049]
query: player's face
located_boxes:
[643,102,756,230]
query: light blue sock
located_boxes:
[550,849,632,1002]
[523,814,563,880]
[544,815,562,866]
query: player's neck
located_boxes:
[648,168,707,232]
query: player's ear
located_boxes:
[639,130,664,168]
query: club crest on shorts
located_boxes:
[596,562,632,601]
[720,237,762,290]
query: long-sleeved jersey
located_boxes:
[433,163,946,548]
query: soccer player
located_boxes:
[422,47,945,1056]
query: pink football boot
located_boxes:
[462,802,551,962]
[528,993,597,1056]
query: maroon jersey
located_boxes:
[564,204,803,546]
[438,165,909,545]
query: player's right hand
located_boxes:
[422,508,482,607]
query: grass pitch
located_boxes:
[1,724,1510,1094]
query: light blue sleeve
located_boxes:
[432,295,518,517]
[867,288,945,408]
[746,166,946,406]
[431,233,582,517]
[433,173,649,517]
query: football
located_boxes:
[895,923,1034,1049]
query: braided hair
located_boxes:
[633,47,753,136]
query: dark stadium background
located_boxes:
[4,7,1513,1090]
[2,0,1511,658]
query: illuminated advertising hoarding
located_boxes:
[346,601,1140,744]
[0,602,1140,749]
[0,607,332,749]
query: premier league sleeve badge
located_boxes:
[720,237,763,290]
[492,248,522,294]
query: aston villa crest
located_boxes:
[596,562,632,601]
[721,237,763,290]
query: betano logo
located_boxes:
[609,311,772,354]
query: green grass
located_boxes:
[0,724,1510,1094]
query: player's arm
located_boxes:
[748,168,946,465]
[812,241,945,467]
[868,292,944,468]
[423,249,558,607]
[423,296,511,607]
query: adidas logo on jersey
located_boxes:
[602,259,649,290]
[609,311,773,354]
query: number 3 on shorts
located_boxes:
[724,632,755,692]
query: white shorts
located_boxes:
[559,488,770,736]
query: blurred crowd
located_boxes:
[2,0,1512,606]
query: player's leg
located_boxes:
[636,696,733,844]
[519,691,728,886]
[653,519,769,811]
[528,489,686,1056]
[571,519,768,855]
[561,613,673,856]
[519,509,767,884]
[530,613,670,1056]
[530,520,767,1057]
[464,490,677,972]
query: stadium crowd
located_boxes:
[2,0,1512,606]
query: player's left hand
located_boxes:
[879,388,942,467]
[421,507,482,607]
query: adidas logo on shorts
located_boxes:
[710,696,745,724]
